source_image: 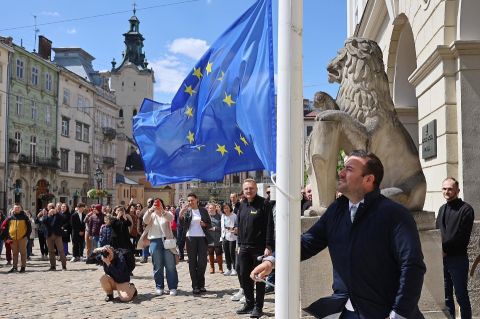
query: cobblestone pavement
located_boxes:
[0,246,275,319]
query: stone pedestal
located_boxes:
[468,222,480,317]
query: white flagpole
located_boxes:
[276,0,303,318]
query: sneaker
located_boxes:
[250,307,264,318]
[104,294,114,302]
[6,260,11,265]
[231,288,244,301]
[62,266,67,271]
[19,267,25,273]
[239,296,246,303]
[230,269,237,276]
[155,288,164,295]
[8,267,17,273]
[199,287,207,293]
[169,289,177,296]
[70,257,77,262]
[47,267,56,271]
[27,257,31,261]
[223,269,232,276]
[140,258,148,264]
[236,304,254,315]
[192,288,201,295]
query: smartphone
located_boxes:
[154,199,161,208]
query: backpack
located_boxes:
[117,248,136,272]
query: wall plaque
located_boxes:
[422,120,437,159]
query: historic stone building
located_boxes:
[347,0,480,218]
[0,38,13,211]
[6,37,59,212]
[53,47,120,206]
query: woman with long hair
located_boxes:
[206,203,223,274]
[143,198,179,296]
[221,203,237,276]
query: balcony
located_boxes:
[103,156,115,167]
[11,154,59,169]
[102,127,117,141]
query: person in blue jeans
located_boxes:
[143,198,179,296]
[436,177,474,319]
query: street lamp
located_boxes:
[209,182,221,202]
[93,165,104,204]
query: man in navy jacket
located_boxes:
[251,150,426,318]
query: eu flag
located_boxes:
[133,0,275,185]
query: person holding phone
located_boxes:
[143,198,179,296]
[179,193,211,295]
[221,203,237,276]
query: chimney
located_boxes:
[0,36,13,46]
[38,35,52,60]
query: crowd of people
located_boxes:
[0,179,274,318]
[1,151,479,318]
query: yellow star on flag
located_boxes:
[217,71,225,81]
[193,67,203,80]
[184,84,196,96]
[216,144,228,156]
[205,62,213,75]
[234,143,243,155]
[240,134,249,146]
[186,130,195,144]
[223,93,236,107]
[185,106,193,118]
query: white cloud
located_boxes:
[167,38,209,60]
[40,11,60,17]
[149,55,190,94]
[66,28,77,34]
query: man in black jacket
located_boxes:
[436,177,474,319]
[71,203,86,262]
[98,245,137,302]
[235,178,274,318]
[251,151,426,319]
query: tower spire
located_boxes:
[133,1,136,15]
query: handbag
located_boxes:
[163,238,177,249]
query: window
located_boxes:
[31,66,39,86]
[74,153,82,173]
[119,109,124,118]
[16,96,23,116]
[77,95,85,108]
[82,154,89,174]
[44,139,50,158]
[16,59,24,79]
[232,174,240,184]
[14,132,21,153]
[45,105,51,125]
[0,64,3,83]
[30,136,37,163]
[82,125,89,142]
[74,153,89,174]
[31,101,37,121]
[61,117,70,137]
[75,121,82,140]
[45,73,52,91]
[63,88,70,105]
[60,149,69,172]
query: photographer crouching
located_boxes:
[95,245,138,302]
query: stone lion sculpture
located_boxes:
[305,37,426,214]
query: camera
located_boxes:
[86,247,111,265]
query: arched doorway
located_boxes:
[36,179,50,211]
[388,15,419,147]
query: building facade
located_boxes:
[0,38,13,212]
[7,41,59,213]
[348,0,480,218]
[57,66,95,207]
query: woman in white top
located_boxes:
[143,198,179,296]
[221,203,238,276]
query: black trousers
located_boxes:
[38,231,48,255]
[72,234,83,258]
[222,240,236,271]
[238,246,265,309]
[186,236,208,289]
[177,227,185,258]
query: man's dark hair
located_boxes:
[187,193,198,199]
[77,202,86,208]
[349,150,384,188]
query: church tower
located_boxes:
[109,8,154,176]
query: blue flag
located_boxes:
[133,0,275,185]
